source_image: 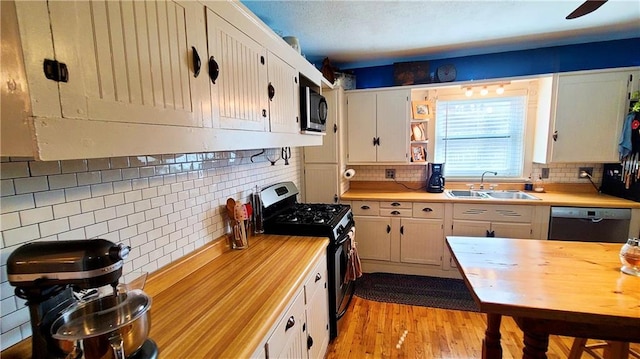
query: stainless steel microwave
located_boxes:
[300,87,327,133]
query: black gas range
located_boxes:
[260,182,355,340]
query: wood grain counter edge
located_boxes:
[1,234,329,359]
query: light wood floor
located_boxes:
[326,296,640,359]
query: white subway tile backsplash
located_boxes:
[58,228,87,240]
[19,207,54,226]
[104,193,125,208]
[113,180,133,194]
[48,174,78,190]
[102,169,123,182]
[39,218,70,237]
[108,217,128,232]
[110,157,130,169]
[13,176,49,195]
[1,180,15,197]
[0,213,20,231]
[85,221,108,238]
[90,183,114,198]
[80,197,105,212]
[29,161,61,177]
[53,202,81,219]
[77,171,102,186]
[122,168,140,180]
[64,186,91,202]
[69,213,95,230]
[60,159,88,174]
[1,194,35,214]
[94,207,117,223]
[3,225,40,247]
[0,162,29,179]
[87,158,111,171]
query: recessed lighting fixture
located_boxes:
[496,85,505,95]
[480,86,488,96]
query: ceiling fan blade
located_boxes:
[566,0,608,19]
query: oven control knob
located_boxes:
[347,212,353,221]
[337,225,345,236]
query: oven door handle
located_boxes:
[337,227,355,246]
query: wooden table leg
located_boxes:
[603,341,630,359]
[482,313,503,359]
[522,329,549,359]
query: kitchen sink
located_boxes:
[445,189,540,200]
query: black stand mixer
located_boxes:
[7,239,158,359]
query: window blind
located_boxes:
[434,96,526,178]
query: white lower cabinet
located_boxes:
[263,256,328,359]
[353,201,445,273]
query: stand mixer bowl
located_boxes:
[51,289,151,359]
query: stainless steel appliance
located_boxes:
[7,239,158,359]
[261,182,355,340]
[427,163,445,193]
[549,207,632,243]
[300,87,328,133]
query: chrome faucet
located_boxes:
[480,171,498,189]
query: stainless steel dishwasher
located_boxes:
[549,207,631,243]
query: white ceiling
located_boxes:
[241,0,640,69]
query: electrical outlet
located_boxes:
[541,168,549,179]
[385,169,396,179]
[578,167,593,178]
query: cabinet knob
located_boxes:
[208,56,219,84]
[391,202,401,207]
[552,130,558,142]
[422,207,433,212]
[307,335,314,349]
[191,46,201,78]
[361,205,370,210]
[285,316,295,332]
[315,273,322,282]
[391,210,401,215]
[268,83,275,101]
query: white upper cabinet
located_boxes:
[206,8,267,131]
[1,0,323,160]
[347,89,409,164]
[47,0,211,127]
[267,52,300,134]
[534,68,640,163]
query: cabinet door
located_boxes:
[267,52,299,133]
[376,89,410,162]
[347,92,377,163]
[551,70,633,162]
[206,8,268,131]
[452,220,492,237]
[48,0,209,127]
[354,216,391,261]
[305,259,329,359]
[305,88,342,163]
[266,291,307,359]
[400,218,443,266]
[491,222,533,239]
[304,164,339,203]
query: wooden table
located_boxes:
[446,236,640,359]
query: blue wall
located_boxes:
[350,38,640,89]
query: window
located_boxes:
[434,96,526,178]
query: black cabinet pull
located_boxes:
[285,316,295,331]
[208,56,219,84]
[552,130,558,142]
[486,230,495,237]
[361,205,370,210]
[192,46,201,78]
[386,225,391,233]
[262,109,267,117]
[334,124,338,133]
[333,194,339,203]
[400,226,404,235]
[43,59,68,83]
[315,273,322,282]
[422,207,433,212]
[391,202,401,207]
[268,83,275,100]
[307,335,314,350]
[391,210,400,215]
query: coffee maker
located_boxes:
[427,163,445,193]
[7,239,158,359]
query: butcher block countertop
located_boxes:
[2,234,329,359]
[341,181,640,208]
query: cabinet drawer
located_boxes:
[379,201,411,209]
[412,203,445,219]
[379,208,412,217]
[305,256,327,305]
[266,290,306,358]
[453,204,533,223]
[352,201,380,216]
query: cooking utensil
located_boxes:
[244,203,253,234]
[234,203,248,248]
[282,147,291,165]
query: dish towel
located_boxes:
[619,112,635,158]
[344,227,362,284]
